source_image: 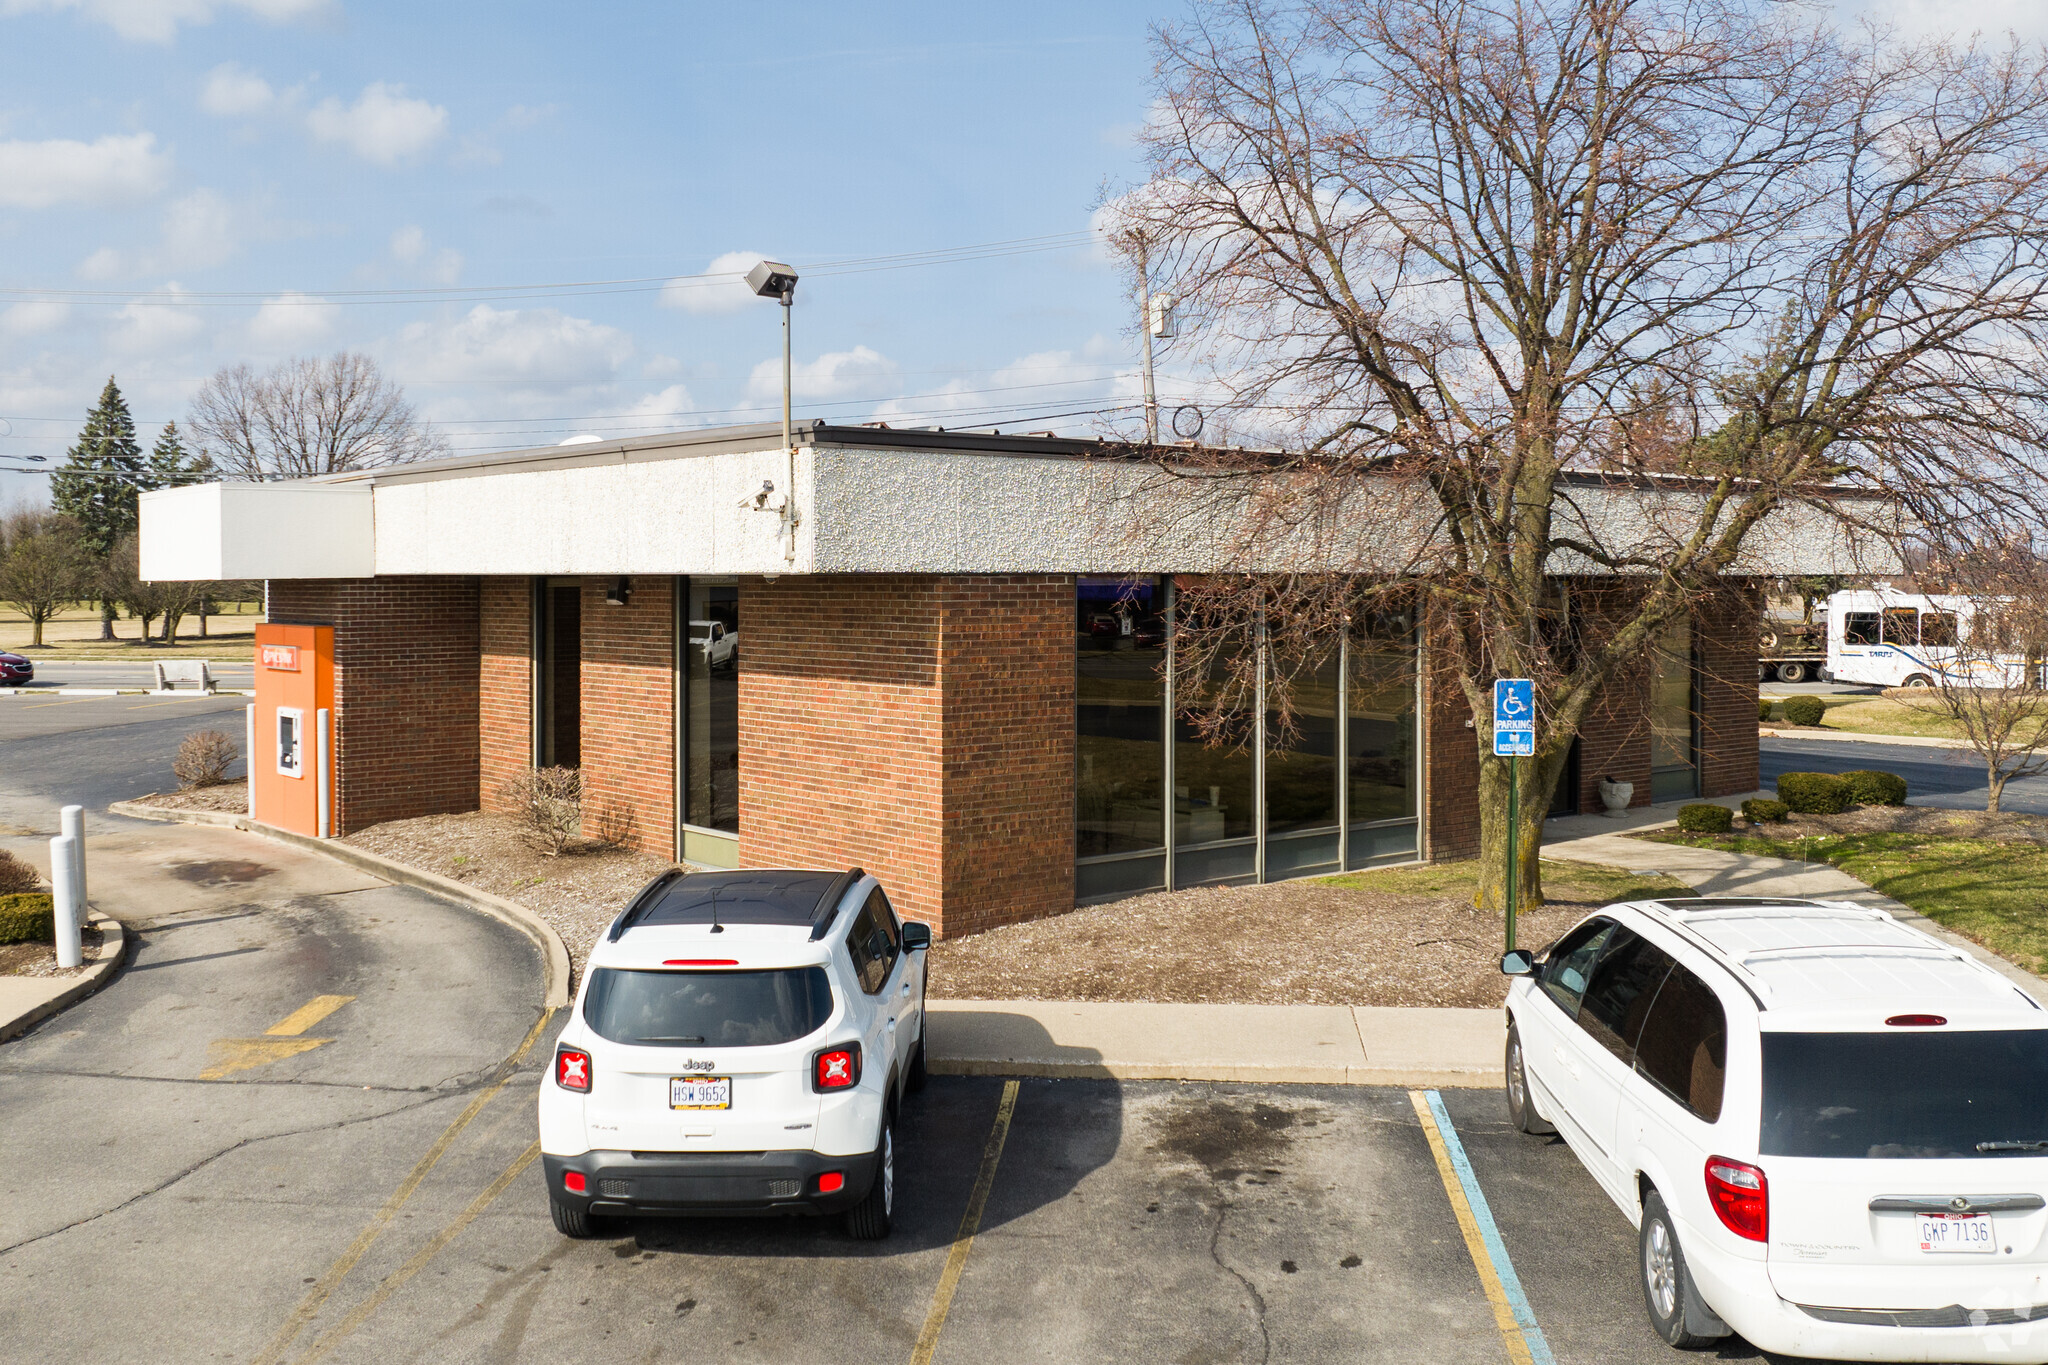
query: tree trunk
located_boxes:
[31,613,45,647]
[1989,765,2007,814]
[99,598,114,641]
[1474,743,1570,925]
[199,595,208,638]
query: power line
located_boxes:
[0,230,1104,309]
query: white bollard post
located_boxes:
[316,707,331,838]
[59,804,84,909]
[50,834,81,969]
[245,703,257,820]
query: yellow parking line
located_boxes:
[267,995,356,1036]
[21,698,95,708]
[248,1008,555,1365]
[910,1079,1020,1365]
[285,1140,544,1365]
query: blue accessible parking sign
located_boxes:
[1493,678,1535,756]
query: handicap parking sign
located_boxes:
[1493,679,1535,756]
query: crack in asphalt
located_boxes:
[0,1088,463,1258]
[1207,1192,1272,1365]
[0,1065,442,1093]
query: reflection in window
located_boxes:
[685,580,739,833]
[1882,607,1919,645]
[1076,579,1165,858]
[1349,616,1417,828]
[1266,653,1339,836]
[1649,615,1697,802]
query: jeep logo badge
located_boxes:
[682,1058,715,1072]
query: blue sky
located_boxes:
[1,0,2030,507]
[0,1,1169,504]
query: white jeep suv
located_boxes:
[539,867,930,1240]
[1503,896,2048,1363]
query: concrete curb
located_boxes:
[107,800,572,1009]
[1761,726,1975,751]
[0,688,255,698]
[0,911,126,1043]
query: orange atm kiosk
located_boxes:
[252,623,334,836]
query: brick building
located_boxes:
[139,422,1868,938]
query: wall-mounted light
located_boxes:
[605,577,632,606]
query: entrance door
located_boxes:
[538,581,581,768]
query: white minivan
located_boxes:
[539,867,929,1240]
[1502,897,2048,1362]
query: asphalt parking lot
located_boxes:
[2,696,1844,1364]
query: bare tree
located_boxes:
[0,509,89,647]
[1914,552,2048,813]
[187,351,447,481]
[1111,0,2048,910]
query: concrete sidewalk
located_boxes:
[926,1000,1505,1088]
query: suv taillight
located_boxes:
[813,1043,862,1092]
[556,1047,592,1092]
[1705,1156,1767,1242]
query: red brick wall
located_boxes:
[1424,652,1480,861]
[479,577,532,813]
[578,577,677,858]
[267,577,481,833]
[738,574,1074,938]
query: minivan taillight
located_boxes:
[813,1043,862,1092]
[1705,1156,1768,1242]
[556,1047,592,1092]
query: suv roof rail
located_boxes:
[608,868,687,942]
[809,867,866,941]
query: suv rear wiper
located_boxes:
[1976,1140,2048,1152]
[635,1035,706,1043]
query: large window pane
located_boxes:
[1267,653,1339,836]
[539,581,581,768]
[685,580,739,833]
[1076,578,1166,857]
[1649,615,1696,801]
[1175,593,1257,883]
[1348,619,1416,825]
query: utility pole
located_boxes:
[1137,238,1160,444]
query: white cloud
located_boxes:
[0,0,326,43]
[623,383,694,424]
[746,345,900,406]
[249,292,333,349]
[1846,0,2048,39]
[398,304,634,385]
[660,250,773,315]
[199,61,274,117]
[109,286,204,355]
[0,132,168,209]
[76,188,240,278]
[0,300,70,336]
[308,83,448,165]
[389,224,427,263]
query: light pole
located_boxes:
[746,260,801,563]
[1134,241,1175,444]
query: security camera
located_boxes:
[738,479,787,513]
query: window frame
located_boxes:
[1842,611,1881,646]
[1882,607,1920,646]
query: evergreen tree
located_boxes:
[147,421,212,487]
[51,376,146,640]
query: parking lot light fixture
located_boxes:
[747,260,801,564]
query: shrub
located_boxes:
[0,892,54,946]
[499,766,582,856]
[0,849,39,895]
[1676,803,1733,833]
[1780,695,1827,727]
[1777,771,1852,814]
[173,728,239,788]
[1742,797,1791,824]
[1840,769,1908,807]
[1759,699,1774,722]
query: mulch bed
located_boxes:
[0,924,104,978]
[133,781,248,814]
[1660,804,2048,847]
[930,881,1592,1008]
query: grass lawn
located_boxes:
[0,604,258,660]
[1646,828,2048,977]
[1761,694,1974,740]
[1320,857,1691,906]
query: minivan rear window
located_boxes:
[582,968,834,1048]
[1761,1029,2048,1159]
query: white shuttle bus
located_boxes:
[1825,588,2033,689]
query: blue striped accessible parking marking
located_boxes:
[1411,1088,1556,1365]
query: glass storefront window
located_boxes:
[1649,615,1697,802]
[1076,579,1166,859]
[685,579,739,834]
[1348,618,1417,828]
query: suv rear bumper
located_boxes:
[543,1148,878,1218]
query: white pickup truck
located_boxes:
[689,620,737,670]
